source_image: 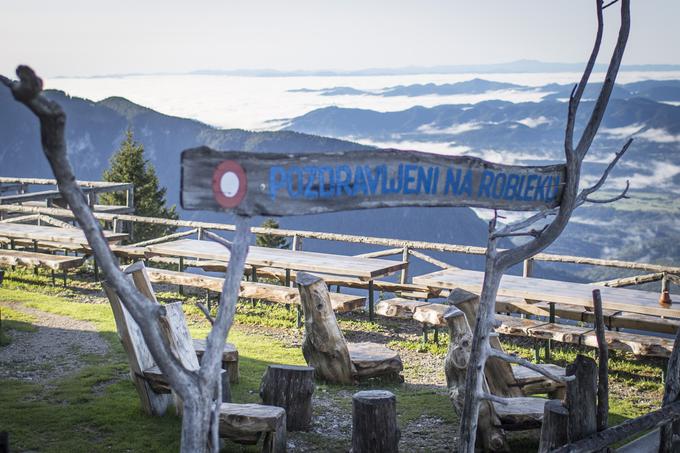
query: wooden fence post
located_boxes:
[660,273,673,307]
[352,390,400,453]
[400,246,409,284]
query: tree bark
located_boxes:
[351,390,400,453]
[296,272,355,384]
[260,364,315,431]
[566,355,598,442]
[538,400,569,453]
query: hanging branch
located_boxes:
[1,66,250,453]
[457,1,631,451]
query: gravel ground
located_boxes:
[0,302,109,383]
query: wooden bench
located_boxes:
[496,314,675,358]
[144,267,365,313]
[297,272,403,383]
[0,249,84,286]
[105,262,285,451]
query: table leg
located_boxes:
[33,240,38,275]
[178,256,184,296]
[251,266,258,306]
[368,280,375,322]
[285,269,291,312]
[545,302,555,361]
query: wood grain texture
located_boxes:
[259,364,315,431]
[147,239,406,280]
[0,249,84,270]
[414,268,680,318]
[351,390,400,453]
[347,342,403,378]
[0,223,126,245]
[181,147,566,216]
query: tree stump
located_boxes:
[351,390,400,453]
[443,309,508,452]
[260,364,315,431]
[296,272,355,384]
[566,355,597,442]
[538,400,569,452]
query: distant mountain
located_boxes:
[0,88,494,270]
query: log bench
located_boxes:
[0,249,84,286]
[144,267,366,313]
[297,272,403,383]
[496,314,675,358]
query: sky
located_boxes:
[1,0,678,77]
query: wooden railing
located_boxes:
[0,203,677,300]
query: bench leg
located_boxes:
[51,270,55,286]
[262,413,287,453]
[33,240,38,275]
[422,325,429,344]
[177,257,184,296]
[368,280,375,322]
[63,270,67,288]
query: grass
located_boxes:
[0,268,669,451]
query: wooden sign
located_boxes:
[181,147,566,217]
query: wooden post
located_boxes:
[368,279,375,322]
[538,400,569,452]
[351,390,400,453]
[443,309,508,452]
[660,296,680,452]
[296,272,354,384]
[660,273,673,307]
[178,256,184,296]
[400,246,409,284]
[259,364,315,431]
[566,355,598,442]
[592,289,609,432]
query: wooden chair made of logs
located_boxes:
[448,288,566,400]
[104,262,287,452]
[444,308,548,452]
[296,272,403,384]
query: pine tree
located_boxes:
[101,130,179,242]
[256,218,289,249]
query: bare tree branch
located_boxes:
[578,138,633,201]
[479,392,510,406]
[491,224,548,240]
[602,0,620,9]
[196,302,215,325]
[203,229,232,251]
[583,181,630,204]
[489,349,574,384]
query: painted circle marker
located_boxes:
[212,160,247,208]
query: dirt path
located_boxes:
[0,302,109,383]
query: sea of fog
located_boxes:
[47,71,680,132]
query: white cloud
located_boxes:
[599,123,645,139]
[517,116,553,128]
[416,122,483,135]
[637,128,680,143]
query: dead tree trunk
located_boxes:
[351,390,400,453]
[259,364,315,431]
[566,355,598,441]
[0,67,251,453]
[444,309,508,452]
[456,1,631,451]
[297,272,355,384]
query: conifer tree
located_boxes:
[256,218,289,249]
[101,130,178,242]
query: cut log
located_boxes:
[566,355,598,442]
[492,397,545,429]
[144,267,365,313]
[375,298,428,319]
[512,364,566,398]
[193,339,240,384]
[351,390,400,453]
[219,403,287,453]
[297,272,355,384]
[412,303,452,326]
[0,249,84,270]
[259,364,315,431]
[443,309,508,452]
[538,400,569,452]
[347,342,403,378]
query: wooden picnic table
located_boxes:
[413,268,680,318]
[146,238,408,320]
[0,223,127,246]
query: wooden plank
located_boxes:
[146,239,406,280]
[497,297,680,335]
[0,223,126,245]
[219,403,285,433]
[0,250,84,270]
[181,147,566,215]
[375,298,429,319]
[144,267,365,313]
[492,397,545,429]
[414,268,680,318]
[413,303,454,327]
[347,342,403,378]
